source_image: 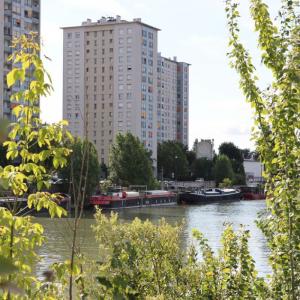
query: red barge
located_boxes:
[90,190,177,209]
[240,186,266,200]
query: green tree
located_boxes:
[59,138,100,199]
[219,178,233,188]
[109,133,156,187]
[219,142,246,184]
[226,0,300,298]
[185,149,196,180]
[192,158,214,180]
[157,141,189,180]
[241,148,251,159]
[219,142,243,163]
[100,162,108,179]
[0,33,71,299]
[213,155,234,185]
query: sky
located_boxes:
[40,0,281,151]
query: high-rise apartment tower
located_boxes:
[157,54,190,146]
[62,16,189,168]
[63,17,159,166]
[0,0,40,120]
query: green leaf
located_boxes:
[0,178,9,190]
[0,256,18,274]
[7,69,25,88]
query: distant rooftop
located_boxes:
[61,16,160,31]
[158,52,191,66]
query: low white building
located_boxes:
[195,139,214,160]
[243,159,264,184]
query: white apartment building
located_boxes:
[63,17,159,167]
[195,139,214,160]
[63,16,189,167]
[0,0,40,120]
[157,54,178,143]
[157,54,190,145]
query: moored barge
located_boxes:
[90,190,177,209]
[179,188,242,204]
[240,186,266,200]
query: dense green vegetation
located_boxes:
[157,140,189,180]
[158,140,246,185]
[109,132,157,188]
[59,138,100,199]
[191,157,214,181]
[213,154,235,185]
[219,142,246,184]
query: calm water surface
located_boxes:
[35,200,270,276]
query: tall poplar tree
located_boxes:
[225,1,300,298]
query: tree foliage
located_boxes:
[213,155,234,185]
[0,33,72,298]
[192,158,214,180]
[59,138,100,199]
[219,178,233,188]
[109,133,156,187]
[157,141,189,180]
[219,142,246,184]
[226,0,300,298]
[219,142,243,163]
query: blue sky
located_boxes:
[40,0,280,150]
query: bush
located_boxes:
[81,211,269,299]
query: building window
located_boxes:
[13,18,21,27]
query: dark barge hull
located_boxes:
[179,192,242,204]
[242,193,265,200]
[91,195,177,209]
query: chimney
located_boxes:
[116,15,121,22]
[133,18,142,22]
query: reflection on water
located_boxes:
[35,200,270,276]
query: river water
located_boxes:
[35,200,271,276]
